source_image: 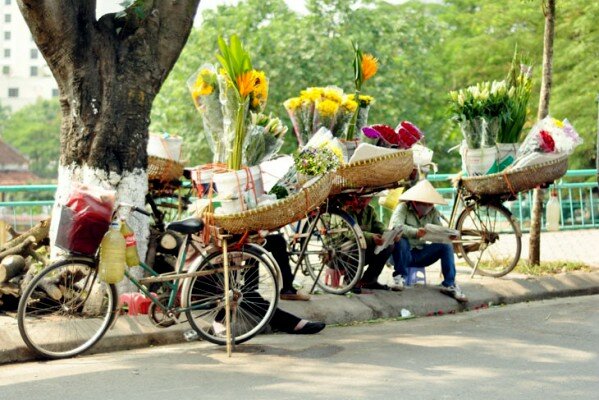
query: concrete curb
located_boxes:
[1,271,598,365]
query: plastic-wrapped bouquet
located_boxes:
[187,65,227,163]
[362,121,423,149]
[285,86,362,145]
[511,117,582,169]
[243,113,288,166]
[293,146,340,177]
[346,43,378,140]
[187,35,273,170]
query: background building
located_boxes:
[0,0,58,111]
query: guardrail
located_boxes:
[1,169,598,235]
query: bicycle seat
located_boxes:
[166,217,204,234]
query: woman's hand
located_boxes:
[416,228,426,239]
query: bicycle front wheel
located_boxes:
[17,258,117,359]
[183,246,279,345]
[455,203,521,277]
[303,209,365,294]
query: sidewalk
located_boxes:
[1,229,598,365]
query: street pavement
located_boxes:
[1,295,597,400]
[1,229,598,365]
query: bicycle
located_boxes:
[448,178,522,277]
[17,203,279,359]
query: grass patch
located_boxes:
[514,260,592,276]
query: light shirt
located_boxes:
[389,202,442,249]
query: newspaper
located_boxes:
[374,226,403,254]
[422,223,459,244]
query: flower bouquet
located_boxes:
[346,43,378,140]
[511,117,582,169]
[362,121,423,150]
[293,146,340,186]
[187,65,227,163]
[243,113,288,166]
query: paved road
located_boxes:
[1,295,597,400]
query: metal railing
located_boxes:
[1,169,598,234]
[426,169,598,231]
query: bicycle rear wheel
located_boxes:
[17,258,117,359]
[455,203,521,277]
[303,209,365,294]
[183,246,279,345]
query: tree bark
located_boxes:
[529,0,556,266]
[17,1,201,283]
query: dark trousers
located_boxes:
[361,243,393,284]
[392,237,456,287]
[262,234,295,293]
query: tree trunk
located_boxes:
[17,1,201,286]
[529,0,556,266]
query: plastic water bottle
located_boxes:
[99,221,126,284]
[546,190,560,232]
[120,219,140,267]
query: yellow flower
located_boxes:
[552,118,564,128]
[191,68,215,103]
[315,99,339,117]
[250,70,268,109]
[323,87,343,103]
[236,70,256,98]
[330,145,344,164]
[284,97,303,111]
[348,94,375,106]
[301,87,324,102]
[361,53,378,82]
[341,97,358,113]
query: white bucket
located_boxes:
[495,143,519,172]
[148,133,183,162]
[460,144,497,176]
[212,167,264,212]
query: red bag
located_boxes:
[55,184,116,256]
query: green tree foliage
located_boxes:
[2,99,61,179]
[439,0,598,169]
[151,0,454,168]
[151,0,597,171]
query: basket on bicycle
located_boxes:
[461,155,568,196]
[331,149,414,193]
[204,172,334,234]
[148,155,184,183]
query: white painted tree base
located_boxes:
[50,164,149,292]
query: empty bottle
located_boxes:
[99,221,126,284]
[546,189,561,232]
[120,218,140,267]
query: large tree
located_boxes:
[17,0,201,260]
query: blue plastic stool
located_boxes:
[406,267,426,286]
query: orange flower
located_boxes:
[236,70,256,98]
[361,53,378,82]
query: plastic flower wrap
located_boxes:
[243,113,288,166]
[511,116,582,169]
[187,64,227,163]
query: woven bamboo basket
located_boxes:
[331,149,414,193]
[461,155,568,196]
[148,156,184,182]
[204,172,334,234]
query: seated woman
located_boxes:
[389,180,467,302]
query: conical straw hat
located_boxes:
[399,179,447,205]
